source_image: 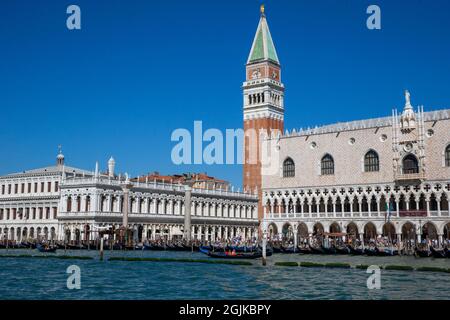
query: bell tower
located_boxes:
[243,5,284,220]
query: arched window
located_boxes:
[283,158,295,177]
[321,154,334,175]
[402,154,419,174]
[446,145,450,167]
[364,150,379,172]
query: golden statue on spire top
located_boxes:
[260,4,265,15]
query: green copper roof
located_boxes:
[247,14,279,64]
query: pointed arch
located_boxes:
[445,144,450,167]
[321,154,334,175]
[402,154,419,174]
[364,149,380,172]
[282,157,295,177]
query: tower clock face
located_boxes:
[251,69,261,79]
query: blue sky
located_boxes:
[1,0,450,188]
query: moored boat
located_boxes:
[309,245,324,254]
[376,247,398,256]
[281,245,297,254]
[335,245,351,255]
[349,246,365,255]
[321,245,337,255]
[430,246,446,258]
[415,247,431,257]
[364,247,378,256]
[207,250,264,259]
[297,246,312,254]
[199,246,211,254]
[36,244,57,253]
[271,245,282,253]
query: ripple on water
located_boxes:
[0,250,449,299]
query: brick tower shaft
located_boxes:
[243,5,285,221]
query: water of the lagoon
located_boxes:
[0,249,449,300]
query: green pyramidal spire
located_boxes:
[247,5,280,65]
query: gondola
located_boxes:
[309,245,324,254]
[348,246,364,255]
[150,244,166,251]
[280,245,297,254]
[66,244,82,250]
[446,248,450,258]
[207,250,268,259]
[297,246,312,254]
[415,247,431,257]
[176,243,190,251]
[16,242,30,249]
[364,247,378,256]
[226,245,257,253]
[271,245,282,253]
[430,246,446,258]
[376,247,398,256]
[335,245,351,255]
[182,244,195,251]
[27,242,37,249]
[321,246,337,254]
[165,244,179,251]
[55,243,67,249]
[199,246,211,254]
[36,244,57,253]
[143,243,153,250]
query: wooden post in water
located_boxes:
[100,237,104,261]
[262,235,267,266]
[261,218,268,266]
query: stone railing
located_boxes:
[62,176,258,200]
[265,210,448,220]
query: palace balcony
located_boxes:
[394,172,426,183]
[265,209,449,221]
[398,210,427,217]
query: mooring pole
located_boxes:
[262,219,268,266]
[100,237,104,261]
[262,235,267,266]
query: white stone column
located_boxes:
[293,229,298,249]
[437,198,441,216]
[395,198,400,216]
[169,199,174,215]
[151,225,156,240]
[142,225,147,242]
